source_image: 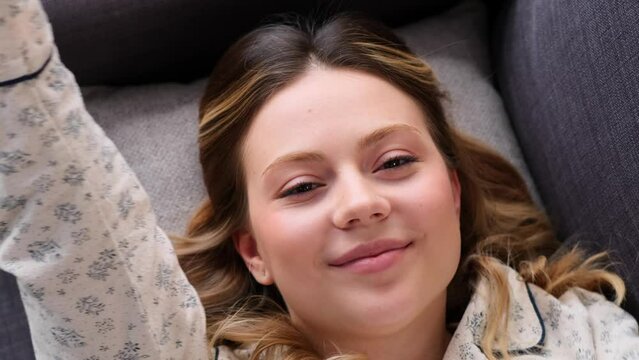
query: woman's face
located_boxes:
[235,66,461,341]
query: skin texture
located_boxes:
[234,66,461,360]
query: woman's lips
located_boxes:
[329,240,413,274]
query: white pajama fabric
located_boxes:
[0,0,208,359]
[1,0,638,359]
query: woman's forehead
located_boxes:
[255,67,422,120]
[242,67,430,158]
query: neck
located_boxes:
[296,293,452,360]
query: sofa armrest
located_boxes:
[492,0,639,319]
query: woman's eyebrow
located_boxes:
[357,123,422,150]
[262,152,325,177]
[261,123,422,177]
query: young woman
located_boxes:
[1,0,638,359]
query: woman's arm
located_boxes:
[0,0,209,358]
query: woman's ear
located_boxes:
[449,169,461,218]
[233,229,274,285]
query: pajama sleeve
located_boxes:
[0,0,210,359]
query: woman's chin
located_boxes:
[330,286,447,339]
[337,301,421,337]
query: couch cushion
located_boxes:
[41,0,461,86]
[493,0,639,318]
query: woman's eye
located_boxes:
[375,155,418,172]
[279,182,324,198]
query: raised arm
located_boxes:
[0,0,209,358]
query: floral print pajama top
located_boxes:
[1,0,639,359]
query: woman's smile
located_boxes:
[328,239,414,274]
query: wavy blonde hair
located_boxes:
[169,11,626,360]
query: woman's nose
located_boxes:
[331,174,391,229]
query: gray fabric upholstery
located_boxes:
[0,271,34,360]
[41,0,461,86]
[494,0,639,318]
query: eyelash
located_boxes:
[278,155,419,198]
[373,154,419,173]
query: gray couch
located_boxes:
[2,0,638,358]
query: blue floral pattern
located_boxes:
[0,0,208,359]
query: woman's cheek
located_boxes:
[260,211,327,302]
[258,208,325,264]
